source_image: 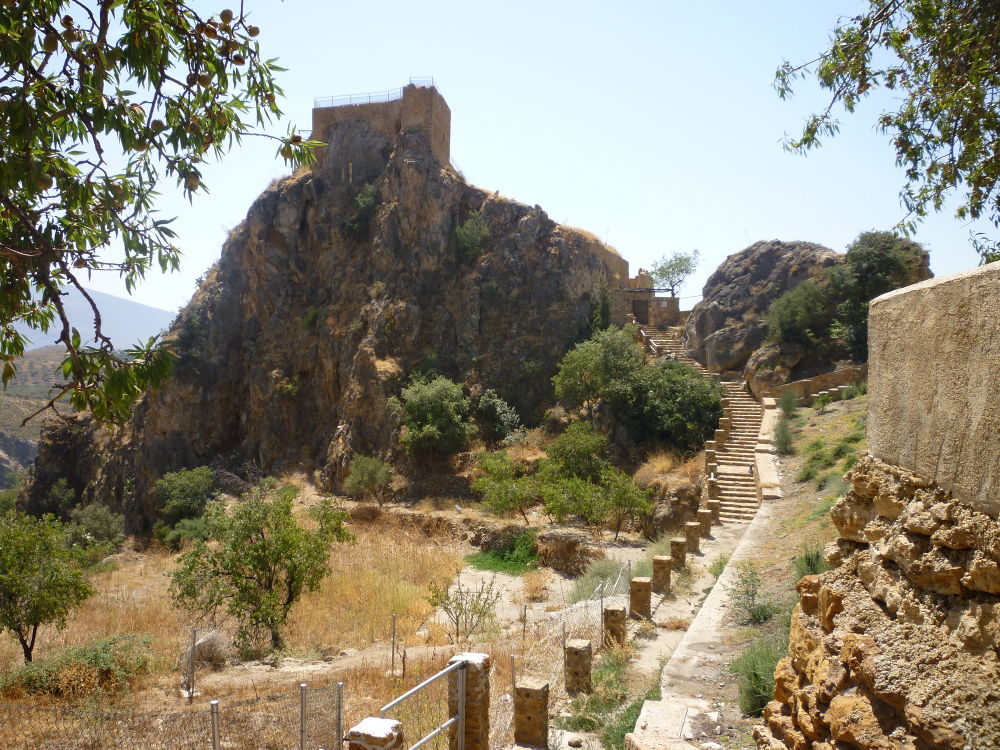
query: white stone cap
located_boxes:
[350,717,402,739]
[450,652,490,666]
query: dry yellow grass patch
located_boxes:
[505,427,547,465]
[633,451,679,488]
[518,570,550,604]
[287,526,463,652]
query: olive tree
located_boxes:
[170,482,350,654]
[651,250,700,296]
[0,512,93,662]
[0,2,318,423]
[776,1,1000,263]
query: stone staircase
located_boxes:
[639,327,763,524]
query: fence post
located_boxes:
[391,615,397,675]
[448,653,490,750]
[299,683,307,750]
[210,700,220,750]
[188,627,197,704]
[336,681,344,750]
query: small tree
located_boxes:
[471,452,537,524]
[343,455,393,505]
[475,389,521,447]
[155,467,217,526]
[545,422,609,482]
[394,375,475,459]
[601,468,653,540]
[651,250,700,296]
[455,211,491,260]
[427,576,503,644]
[540,476,605,526]
[170,482,350,654]
[0,513,93,662]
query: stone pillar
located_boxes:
[652,556,672,595]
[706,462,718,476]
[603,605,626,645]
[704,440,717,452]
[705,448,716,465]
[684,521,701,555]
[707,476,719,499]
[348,717,404,750]
[719,417,731,433]
[629,577,651,619]
[670,538,687,569]
[513,678,549,748]
[697,509,713,538]
[707,499,721,523]
[564,639,592,695]
[448,653,490,750]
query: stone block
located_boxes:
[513,678,549,748]
[564,639,592,695]
[670,538,687,569]
[707,499,721,523]
[347,717,404,750]
[697,509,713,537]
[629,577,651,619]
[707,477,719,499]
[603,605,626,645]
[684,521,701,554]
[652,555,672,595]
[448,652,490,750]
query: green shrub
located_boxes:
[35,477,77,519]
[465,530,538,575]
[709,553,731,579]
[343,455,393,505]
[394,375,475,458]
[796,464,818,483]
[601,467,653,540]
[804,438,826,454]
[764,280,837,348]
[154,516,210,550]
[0,488,16,514]
[154,467,216,526]
[794,543,833,579]
[841,454,858,472]
[69,503,125,546]
[774,417,794,455]
[471,452,538,524]
[813,393,834,413]
[475,389,521,447]
[303,306,321,329]
[545,422,608,481]
[1,634,154,699]
[809,495,838,521]
[726,562,780,625]
[570,558,651,603]
[455,210,490,260]
[345,183,378,235]
[731,634,788,716]
[778,389,798,416]
[540,475,605,525]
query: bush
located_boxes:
[69,503,125,546]
[545,421,608,481]
[726,562,780,625]
[601,466,653,540]
[455,210,490,260]
[540,475,606,525]
[154,467,216,526]
[794,543,833,579]
[813,393,834,414]
[778,389,798,416]
[36,477,77,519]
[570,558,652,603]
[475,389,521,447]
[154,516,210,551]
[343,455,392,505]
[774,417,794,455]
[393,375,475,458]
[345,183,378,235]
[731,634,788,716]
[709,553,731,579]
[764,280,837,348]
[465,530,538,575]
[0,634,153,699]
[427,576,502,643]
[471,452,538,524]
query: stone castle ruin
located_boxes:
[757,262,1000,750]
[310,79,683,327]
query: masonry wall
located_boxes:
[867,262,1000,513]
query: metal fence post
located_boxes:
[456,663,467,750]
[210,700,220,750]
[299,683,307,750]
[391,614,397,675]
[188,628,197,704]
[336,681,344,750]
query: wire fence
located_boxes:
[314,77,436,109]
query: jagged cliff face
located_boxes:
[36,122,622,532]
[756,453,1000,750]
[682,240,841,375]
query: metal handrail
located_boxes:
[314,77,437,109]
[380,659,467,750]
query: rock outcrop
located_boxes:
[756,453,1000,750]
[31,119,624,532]
[682,240,841,376]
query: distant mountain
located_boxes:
[15,287,176,351]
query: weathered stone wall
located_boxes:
[867,262,1000,512]
[758,364,868,402]
[756,453,1000,750]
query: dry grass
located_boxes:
[505,427,548,465]
[662,617,691,631]
[633,451,678,488]
[519,570,550,603]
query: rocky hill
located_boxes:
[682,240,841,375]
[28,121,625,532]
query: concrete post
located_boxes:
[651,556,672,595]
[564,640,592,695]
[684,521,701,555]
[706,462,718,476]
[448,653,490,750]
[670,538,687,570]
[719,417,731,433]
[705,448,716,465]
[603,605,626,645]
[513,678,549,748]
[629,577,652,619]
[347,717,404,750]
[704,440,717,452]
[697,509,713,538]
[707,476,718,500]
[713,429,725,446]
[707,499,721,523]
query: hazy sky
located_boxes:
[86,1,987,312]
